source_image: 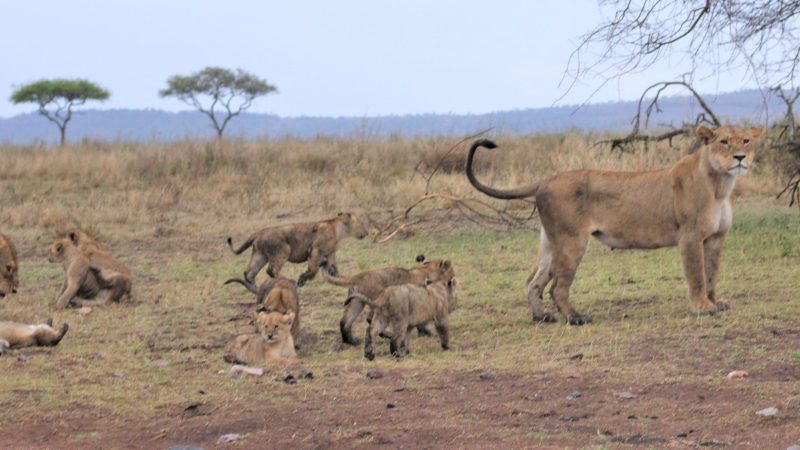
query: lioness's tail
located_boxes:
[319,260,357,287]
[224,278,259,295]
[466,139,540,200]
[227,236,254,255]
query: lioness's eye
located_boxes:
[720,140,728,145]
[744,139,750,144]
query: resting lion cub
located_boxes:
[0,233,19,300]
[65,229,132,303]
[362,278,458,360]
[320,257,455,345]
[223,311,297,366]
[227,212,368,287]
[466,125,763,324]
[226,276,301,343]
[0,319,69,354]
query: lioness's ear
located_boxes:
[696,126,717,144]
[748,126,764,139]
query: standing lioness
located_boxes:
[227,213,369,286]
[466,125,762,324]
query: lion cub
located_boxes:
[223,311,297,367]
[362,278,458,360]
[0,319,69,354]
[225,276,301,343]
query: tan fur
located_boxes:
[225,276,301,343]
[66,229,132,303]
[0,320,69,354]
[48,238,112,308]
[362,278,458,360]
[466,125,764,324]
[320,258,455,345]
[223,311,297,366]
[0,233,20,299]
[227,212,368,287]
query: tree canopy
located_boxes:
[160,67,277,139]
[11,79,110,145]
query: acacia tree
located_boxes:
[10,79,110,145]
[567,1,800,93]
[160,67,276,139]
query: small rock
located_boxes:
[198,389,207,395]
[726,370,749,380]
[151,359,169,368]
[217,433,240,444]
[479,371,493,381]
[565,389,583,400]
[756,406,778,417]
[110,371,126,378]
[366,369,383,379]
[78,306,92,315]
[228,365,264,377]
[615,391,637,400]
[17,354,31,362]
[786,445,800,450]
[569,353,584,360]
[393,387,406,392]
[386,402,396,409]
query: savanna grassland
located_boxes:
[0,134,798,449]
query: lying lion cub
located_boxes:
[223,311,297,366]
[320,257,455,345]
[467,125,763,324]
[361,278,458,360]
[225,276,301,344]
[0,319,69,354]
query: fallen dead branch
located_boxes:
[777,168,800,210]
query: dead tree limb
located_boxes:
[598,79,719,152]
[777,168,800,210]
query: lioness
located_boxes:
[48,238,118,308]
[362,278,458,360]
[320,257,456,345]
[227,212,369,287]
[466,125,763,324]
[0,233,19,299]
[0,319,69,355]
[226,276,301,343]
[223,311,297,366]
[66,229,132,303]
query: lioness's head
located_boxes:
[0,243,18,299]
[421,259,455,283]
[47,238,73,264]
[254,311,294,343]
[697,125,763,176]
[337,212,369,240]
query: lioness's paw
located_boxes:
[714,298,731,311]
[567,314,592,326]
[691,301,717,316]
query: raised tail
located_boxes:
[224,278,259,295]
[227,235,255,255]
[466,139,540,200]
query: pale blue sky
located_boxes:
[0,1,753,118]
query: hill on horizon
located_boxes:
[0,89,785,144]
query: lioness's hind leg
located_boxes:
[245,252,269,284]
[527,229,556,323]
[265,244,290,279]
[550,235,592,325]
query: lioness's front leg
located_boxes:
[679,235,716,315]
[704,232,729,311]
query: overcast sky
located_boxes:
[0,1,754,118]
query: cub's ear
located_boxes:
[748,126,764,139]
[337,212,344,216]
[439,260,452,271]
[696,125,717,144]
[68,231,78,244]
[283,312,295,324]
[55,242,64,252]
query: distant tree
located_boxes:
[10,79,110,145]
[159,67,277,139]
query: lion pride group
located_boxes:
[1,125,758,367]
[0,212,457,367]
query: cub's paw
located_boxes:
[534,313,558,324]
[691,301,718,316]
[714,298,731,311]
[567,314,592,326]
